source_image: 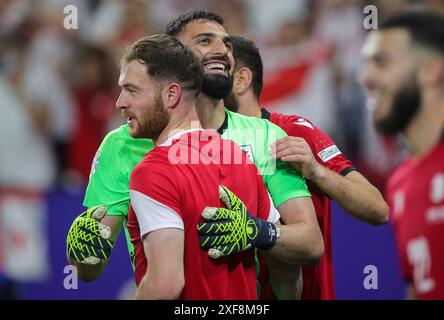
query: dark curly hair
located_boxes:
[164,10,224,37]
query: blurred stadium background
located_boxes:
[1,0,441,300]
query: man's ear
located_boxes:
[418,56,444,89]
[163,83,182,110]
[234,67,253,95]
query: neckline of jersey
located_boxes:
[159,128,204,147]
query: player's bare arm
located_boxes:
[264,253,303,299]
[133,228,185,300]
[269,197,324,264]
[67,208,124,282]
[272,136,389,226]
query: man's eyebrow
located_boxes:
[223,36,232,46]
[193,32,216,39]
[362,47,386,61]
[122,83,141,91]
[193,33,232,46]
[370,52,389,62]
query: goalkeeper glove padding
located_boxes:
[66,205,115,264]
[198,185,279,259]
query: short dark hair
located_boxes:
[380,10,444,57]
[164,10,224,37]
[230,35,263,98]
[121,34,203,97]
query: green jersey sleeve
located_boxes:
[222,110,310,208]
[83,125,154,268]
[263,123,311,207]
[83,125,155,217]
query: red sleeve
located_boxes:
[278,115,354,176]
[130,159,182,217]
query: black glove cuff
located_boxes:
[255,221,279,250]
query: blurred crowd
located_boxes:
[1,0,443,296]
[3,0,444,191]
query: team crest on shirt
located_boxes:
[240,145,254,163]
[317,145,341,163]
[89,150,101,177]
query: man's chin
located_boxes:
[373,117,402,136]
[372,83,421,136]
[128,129,138,138]
[202,74,233,99]
[128,127,143,139]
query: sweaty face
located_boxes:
[360,29,421,136]
[176,20,234,99]
[116,60,170,139]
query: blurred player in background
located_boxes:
[216,35,388,300]
[67,11,322,299]
[360,10,444,299]
[119,34,278,299]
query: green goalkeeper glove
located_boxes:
[66,205,115,264]
[198,185,280,259]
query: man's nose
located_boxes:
[211,38,228,56]
[359,64,374,90]
[115,91,127,110]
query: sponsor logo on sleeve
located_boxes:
[317,145,341,162]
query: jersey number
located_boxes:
[406,236,435,294]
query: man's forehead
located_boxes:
[362,28,411,58]
[179,19,228,39]
[119,60,148,85]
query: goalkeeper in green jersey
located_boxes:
[66,125,154,280]
[67,11,323,297]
